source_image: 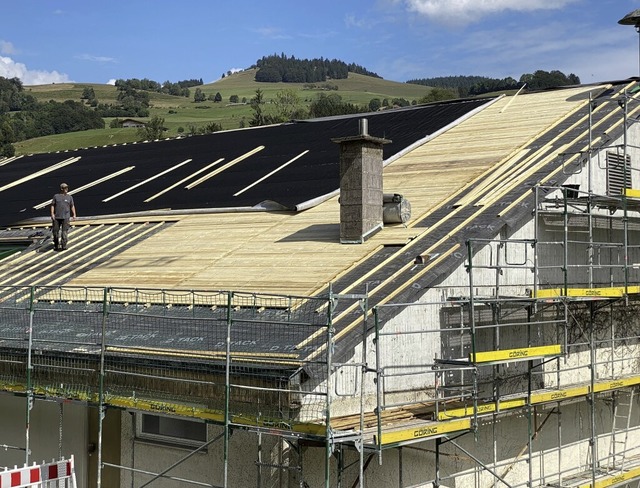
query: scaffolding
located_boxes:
[2,91,640,488]
[0,286,377,487]
[0,259,637,487]
[371,293,640,487]
[367,128,640,486]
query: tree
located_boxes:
[255,66,282,82]
[111,85,150,117]
[137,116,166,140]
[214,92,222,103]
[308,93,363,118]
[0,76,36,114]
[419,87,458,104]
[162,81,190,97]
[194,88,206,103]
[202,122,222,133]
[252,54,381,83]
[273,89,303,122]
[519,70,580,90]
[392,98,411,107]
[368,98,382,112]
[81,87,96,102]
[249,89,266,127]
[229,95,239,103]
[31,100,104,135]
[0,116,15,157]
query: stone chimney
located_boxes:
[333,119,391,244]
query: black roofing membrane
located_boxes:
[1,98,491,227]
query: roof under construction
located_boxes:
[3,79,640,488]
[1,98,491,227]
[0,81,633,364]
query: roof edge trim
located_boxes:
[295,190,339,212]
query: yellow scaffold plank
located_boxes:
[530,386,589,404]
[107,396,224,421]
[437,398,526,420]
[535,286,640,298]
[624,188,640,198]
[577,465,640,488]
[470,344,561,363]
[438,375,640,420]
[105,395,326,435]
[592,376,640,393]
[376,418,471,446]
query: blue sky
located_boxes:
[2,0,640,86]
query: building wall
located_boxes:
[118,417,301,488]
[0,395,88,487]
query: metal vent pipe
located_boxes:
[359,118,368,136]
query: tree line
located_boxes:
[252,54,381,83]
[0,75,199,156]
[246,89,430,128]
[95,77,205,117]
[406,70,580,96]
[0,77,104,157]
[113,77,202,97]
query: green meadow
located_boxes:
[16,70,431,155]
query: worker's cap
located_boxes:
[60,183,69,189]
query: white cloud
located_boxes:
[252,27,292,40]
[388,13,633,83]
[455,21,634,80]
[405,0,579,25]
[76,54,116,63]
[345,14,369,29]
[106,79,117,85]
[0,40,16,55]
[0,56,71,85]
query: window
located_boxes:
[606,151,632,196]
[136,413,207,448]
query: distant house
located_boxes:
[119,118,146,128]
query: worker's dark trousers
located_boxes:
[52,218,70,249]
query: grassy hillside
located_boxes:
[15,70,431,155]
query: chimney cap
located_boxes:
[332,134,392,145]
[332,117,392,145]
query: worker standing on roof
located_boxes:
[50,183,76,251]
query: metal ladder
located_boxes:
[606,388,635,471]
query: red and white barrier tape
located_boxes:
[0,456,74,487]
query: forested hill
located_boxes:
[406,70,581,96]
[250,54,381,83]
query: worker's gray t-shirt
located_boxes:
[52,193,74,219]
